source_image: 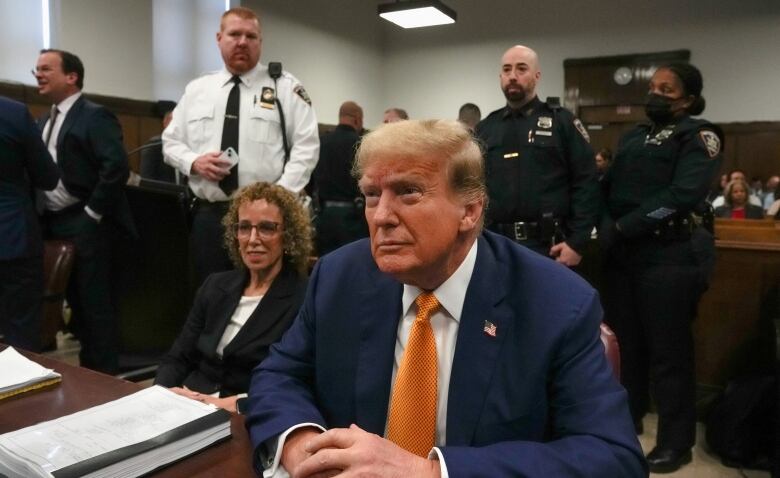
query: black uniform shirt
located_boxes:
[476,96,598,252]
[604,115,723,238]
[312,124,361,202]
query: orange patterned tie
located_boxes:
[386,292,440,457]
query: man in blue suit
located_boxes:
[246,119,646,477]
[34,49,135,373]
[0,96,59,351]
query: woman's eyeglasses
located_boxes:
[233,221,282,239]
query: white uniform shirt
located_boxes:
[163,63,320,201]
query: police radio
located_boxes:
[267,62,290,163]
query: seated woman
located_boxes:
[714,178,765,219]
[154,182,312,413]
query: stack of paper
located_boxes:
[0,347,61,400]
[0,386,232,478]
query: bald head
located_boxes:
[500,45,541,109]
[338,101,363,131]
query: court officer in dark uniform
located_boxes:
[311,101,368,254]
[476,45,598,266]
[600,63,722,473]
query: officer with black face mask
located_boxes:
[599,63,723,474]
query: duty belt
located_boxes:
[491,221,542,241]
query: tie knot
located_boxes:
[415,292,440,321]
[230,75,241,86]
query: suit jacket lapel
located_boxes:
[354,271,403,436]
[446,235,512,446]
[56,95,84,151]
[224,266,296,354]
[207,270,246,354]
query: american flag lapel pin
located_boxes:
[483,320,497,338]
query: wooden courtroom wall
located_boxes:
[565,52,780,181]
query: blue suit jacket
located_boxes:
[246,232,647,477]
[0,97,59,260]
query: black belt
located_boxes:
[491,221,542,241]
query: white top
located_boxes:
[711,193,762,208]
[263,240,479,478]
[163,63,320,201]
[216,295,263,357]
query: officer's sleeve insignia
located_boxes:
[698,130,721,158]
[573,118,590,143]
[293,85,312,106]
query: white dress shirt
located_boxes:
[263,240,479,478]
[215,295,263,357]
[41,92,98,218]
[163,63,320,201]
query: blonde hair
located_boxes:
[222,182,313,275]
[352,119,487,208]
[724,178,750,208]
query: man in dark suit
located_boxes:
[34,49,135,373]
[0,96,60,352]
[246,120,646,477]
[311,101,368,254]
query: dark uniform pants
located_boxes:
[315,203,368,255]
[44,208,118,374]
[603,237,706,449]
[190,200,232,287]
[0,254,44,352]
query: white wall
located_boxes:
[0,0,45,85]
[382,0,780,123]
[53,0,155,101]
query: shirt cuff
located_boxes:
[261,423,326,478]
[84,206,102,222]
[429,447,450,478]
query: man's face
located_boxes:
[217,14,262,75]
[595,154,608,172]
[35,52,78,103]
[383,110,402,123]
[500,47,540,106]
[730,171,746,183]
[359,155,474,288]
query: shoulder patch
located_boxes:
[698,130,721,158]
[573,118,590,143]
[293,85,312,106]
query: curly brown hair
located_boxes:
[221,182,313,275]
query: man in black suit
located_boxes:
[311,101,368,254]
[0,96,60,351]
[34,49,135,373]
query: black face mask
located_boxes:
[644,93,680,124]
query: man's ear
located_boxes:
[459,198,484,233]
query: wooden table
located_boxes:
[0,346,256,477]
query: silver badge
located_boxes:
[537,116,552,129]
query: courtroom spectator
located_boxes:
[711,169,762,208]
[155,182,311,414]
[707,173,728,204]
[714,178,766,219]
[763,174,779,210]
[311,101,368,254]
[749,176,764,200]
[457,102,481,131]
[767,198,780,218]
[245,119,646,477]
[0,96,59,352]
[34,49,135,373]
[383,107,408,123]
[163,6,319,287]
[595,147,612,181]
[139,107,181,184]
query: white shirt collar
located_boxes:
[55,91,82,116]
[401,239,479,323]
[220,63,262,88]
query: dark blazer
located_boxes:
[155,265,308,397]
[0,97,59,260]
[39,95,135,236]
[313,124,361,201]
[246,232,646,477]
[714,203,765,219]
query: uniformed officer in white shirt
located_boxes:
[163,6,319,285]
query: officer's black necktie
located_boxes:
[219,75,241,196]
